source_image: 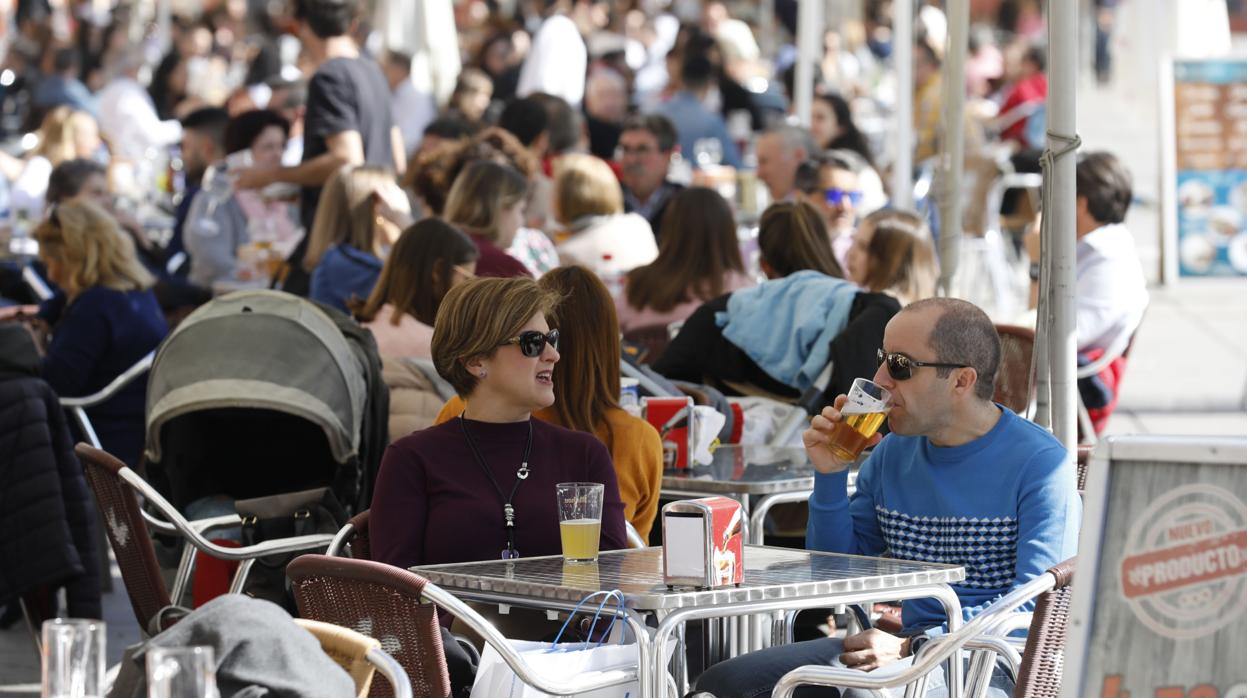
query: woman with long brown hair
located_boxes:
[757,200,845,280]
[616,187,753,332]
[435,266,664,539]
[354,218,480,359]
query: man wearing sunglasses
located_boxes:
[795,150,863,269]
[693,298,1080,698]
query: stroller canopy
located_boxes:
[145,290,368,467]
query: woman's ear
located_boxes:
[463,354,487,378]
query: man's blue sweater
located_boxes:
[807,406,1081,633]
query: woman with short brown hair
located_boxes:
[371,276,627,568]
[34,201,168,466]
[436,266,664,539]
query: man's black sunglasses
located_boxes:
[877,349,969,381]
[503,329,560,358]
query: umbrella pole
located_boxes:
[794,0,824,128]
[935,0,969,296]
[892,0,914,208]
[1044,0,1081,450]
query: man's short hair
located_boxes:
[385,50,412,71]
[423,116,474,141]
[529,93,581,155]
[1076,151,1132,225]
[794,149,859,194]
[763,124,817,159]
[181,107,231,145]
[680,53,716,91]
[293,0,356,39]
[498,97,549,148]
[620,113,677,152]
[46,158,105,205]
[905,298,1001,401]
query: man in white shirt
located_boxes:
[96,48,183,163]
[1027,151,1148,357]
[516,1,587,107]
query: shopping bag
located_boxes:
[469,591,641,698]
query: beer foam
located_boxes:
[842,391,888,415]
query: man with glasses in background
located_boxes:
[797,150,864,270]
[692,298,1080,698]
[619,114,684,240]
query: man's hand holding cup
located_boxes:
[803,378,892,474]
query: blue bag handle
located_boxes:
[549,589,626,651]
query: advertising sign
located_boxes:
[1063,437,1247,698]
[1164,58,1247,279]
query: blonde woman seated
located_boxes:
[34,202,168,467]
[844,208,939,307]
[553,154,658,278]
[443,160,533,279]
[305,165,410,313]
[353,219,479,440]
[371,276,627,568]
[437,266,664,539]
[616,187,754,333]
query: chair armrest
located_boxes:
[773,573,1058,698]
[59,352,155,408]
[625,521,647,549]
[1076,351,1120,379]
[366,647,413,698]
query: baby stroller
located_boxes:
[143,290,388,517]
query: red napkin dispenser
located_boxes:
[662,496,744,589]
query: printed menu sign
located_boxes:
[1065,438,1247,698]
[1171,60,1247,277]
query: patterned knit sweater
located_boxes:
[807,406,1081,633]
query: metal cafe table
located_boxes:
[661,444,863,544]
[413,546,964,698]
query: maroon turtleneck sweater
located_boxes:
[371,416,627,568]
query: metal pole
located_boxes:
[794,0,824,128]
[1047,0,1080,450]
[892,0,914,207]
[936,0,969,295]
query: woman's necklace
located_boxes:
[459,414,533,559]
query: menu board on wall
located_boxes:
[1168,59,1247,277]
[1062,437,1247,698]
[1172,57,1247,275]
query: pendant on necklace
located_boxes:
[517,462,530,480]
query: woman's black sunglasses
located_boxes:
[503,329,560,358]
[877,348,969,381]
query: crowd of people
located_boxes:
[0,0,1151,696]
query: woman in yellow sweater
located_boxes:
[435,266,663,539]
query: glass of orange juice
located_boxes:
[556,482,604,564]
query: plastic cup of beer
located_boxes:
[556,482,604,564]
[827,378,893,462]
